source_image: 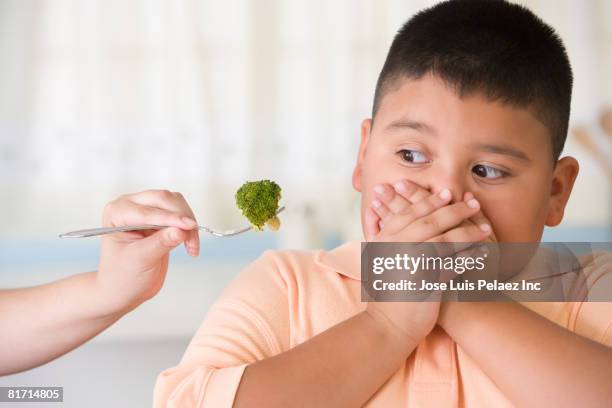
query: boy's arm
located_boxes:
[0,190,198,376]
[377,182,612,405]
[439,300,612,407]
[153,250,423,408]
[234,310,416,408]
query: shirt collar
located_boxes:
[314,240,362,281]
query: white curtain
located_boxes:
[0,0,609,240]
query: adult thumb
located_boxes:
[135,227,186,259]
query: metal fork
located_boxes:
[59,206,285,238]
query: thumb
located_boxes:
[135,227,187,259]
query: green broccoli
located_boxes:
[235,180,282,231]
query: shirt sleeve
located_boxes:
[153,250,291,408]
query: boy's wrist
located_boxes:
[438,301,463,333]
[438,302,449,329]
[438,301,486,336]
[361,309,423,356]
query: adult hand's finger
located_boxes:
[169,192,200,257]
[131,227,188,263]
[105,190,200,256]
[103,200,196,230]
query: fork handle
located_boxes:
[59,225,167,238]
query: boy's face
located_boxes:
[353,74,578,242]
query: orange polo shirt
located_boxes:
[153,241,612,407]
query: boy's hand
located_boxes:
[364,180,494,348]
[365,180,493,243]
[96,190,200,314]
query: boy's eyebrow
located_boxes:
[471,143,531,162]
[385,118,531,162]
[385,118,437,134]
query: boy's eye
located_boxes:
[397,149,429,164]
[472,164,507,179]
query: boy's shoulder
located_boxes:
[502,248,612,347]
[241,241,361,281]
[217,242,362,313]
[579,249,612,280]
[253,241,362,282]
[568,249,612,346]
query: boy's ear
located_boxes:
[545,156,579,227]
[352,118,372,192]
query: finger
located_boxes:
[373,183,412,214]
[427,220,492,243]
[364,206,381,241]
[375,180,434,214]
[432,240,476,258]
[124,189,185,210]
[171,192,200,257]
[463,192,494,239]
[132,227,188,262]
[467,210,492,236]
[105,191,197,228]
[380,188,454,235]
[103,200,196,230]
[371,198,392,222]
[395,180,431,204]
[403,188,453,223]
[453,241,489,260]
[123,190,199,256]
[403,199,483,241]
[437,242,489,283]
[393,179,423,204]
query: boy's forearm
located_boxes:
[439,301,612,407]
[234,310,418,408]
[0,271,128,375]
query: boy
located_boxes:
[152,1,612,406]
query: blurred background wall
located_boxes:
[0,1,610,407]
[0,0,610,244]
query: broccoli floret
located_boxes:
[235,180,282,231]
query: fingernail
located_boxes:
[374,184,385,195]
[378,220,384,229]
[394,181,406,192]
[439,189,451,200]
[182,217,196,228]
[467,198,480,209]
[372,199,382,209]
[479,223,491,232]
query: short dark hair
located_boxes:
[372,0,573,162]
